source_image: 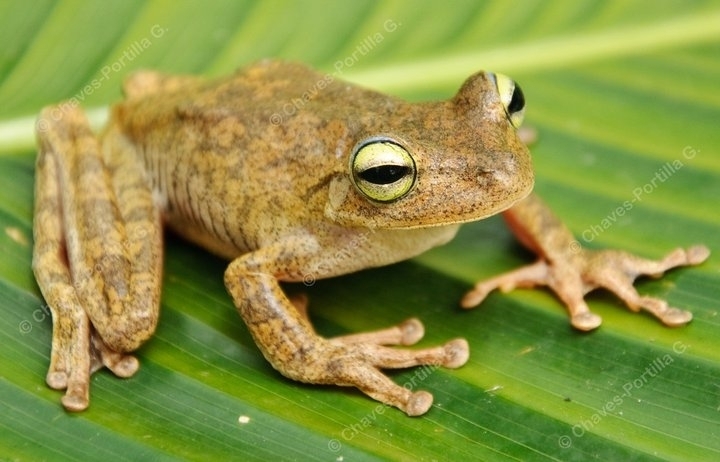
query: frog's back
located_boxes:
[106,61,392,258]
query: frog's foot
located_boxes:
[461,245,710,331]
[322,325,469,416]
[229,268,469,416]
[293,319,468,416]
[330,317,426,346]
[285,294,465,414]
[90,332,140,377]
[43,294,140,412]
[43,305,140,411]
[290,294,425,346]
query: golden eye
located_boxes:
[350,139,416,203]
[493,73,525,128]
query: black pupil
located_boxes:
[508,83,525,114]
[359,165,410,185]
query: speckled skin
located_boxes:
[33,60,709,415]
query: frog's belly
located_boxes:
[290,223,463,282]
[162,213,246,260]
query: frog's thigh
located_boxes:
[98,126,163,351]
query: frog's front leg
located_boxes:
[33,106,163,410]
[224,249,469,416]
[462,194,709,330]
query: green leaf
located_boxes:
[2,1,719,460]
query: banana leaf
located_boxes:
[1,1,718,460]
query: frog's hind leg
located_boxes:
[33,106,162,411]
[33,137,95,411]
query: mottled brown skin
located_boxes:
[33,60,709,415]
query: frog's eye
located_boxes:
[350,139,416,203]
[493,73,525,128]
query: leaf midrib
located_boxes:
[345,9,720,90]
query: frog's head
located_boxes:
[325,71,534,229]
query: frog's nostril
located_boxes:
[477,152,532,193]
[470,167,493,187]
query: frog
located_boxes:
[32,59,710,416]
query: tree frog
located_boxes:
[33,60,709,415]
